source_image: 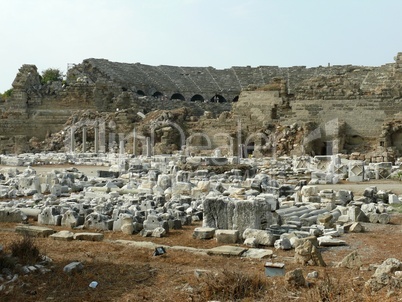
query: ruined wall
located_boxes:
[2,53,402,156]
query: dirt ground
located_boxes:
[1,165,402,301]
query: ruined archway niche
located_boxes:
[170,93,185,101]
[210,95,226,103]
[381,120,402,156]
[190,94,204,102]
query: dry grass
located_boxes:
[1,216,402,301]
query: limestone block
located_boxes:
[285,269,306,287]
[242,228,277,246]
[50,230,74,241]
[15,225,55,237]
[38,206,62,226]
[193,227,215,240]
[378,213,391,224]
[73,232,104,241]
[336,190,353,205]
[389,194,400,204]
[301,185,318,197]
[63,262,84,274]
[274,238,292,250]
[232,198,273,237]
[197,181,211,192]
[157,174,171,190]
[172,182,192,196]
[84,212,111,230]
[317,235,346,246]
[61,210,79,228]
[215,229,239,244]
[0,208,25,222]
[202,196,230,229]
[152,227,166,237]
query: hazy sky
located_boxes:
[1,0,402,92]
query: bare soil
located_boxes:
[1,214,402,302]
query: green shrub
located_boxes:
[41,68,63,84]
[1,88,13,100]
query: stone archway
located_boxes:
[152,91,163,99]
[210,94,226,103]
[232,95,239,102]
[170,93,185,101]
[137,90,145,96]
[190,94,204,102]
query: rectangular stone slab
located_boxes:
[207,245,248,257]
[15,225,55,237]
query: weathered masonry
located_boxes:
[1,53,402,160]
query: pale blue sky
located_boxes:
[1,0,401,92]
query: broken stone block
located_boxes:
[242,228,277,246]
[73,232,104,241]
[378,213,391,224]
[349,222,364,233]
[318,235,346,246]
[63,261,84,274]
[38,207,62,226]
[50,230,74,241]
[61,210,79,228]
[365,258,402,292]
[301,185,318,197]
[207,245,247,257]
[84,212,111,230]
[192,227,215,240]
[215,229,239,244]
[244,237,258,247]
[285,268,306,287]
[294,240,326,267]
[337,251,363,269]
[0,208,25,222]
[152,227,166,238]
[242,248,273,259]
[274,238,292,250]
[172,182,192,196]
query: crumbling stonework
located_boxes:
[2,53,402,159]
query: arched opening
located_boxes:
[137,90,145,96]
[190,94,204,102]
[210,94,227,103]
[232,96,239,102]
[152,91,163,99]
[170,93,185,101]
[391,129,402,153]
[246,142,255,157]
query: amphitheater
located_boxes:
[2,52,402,161]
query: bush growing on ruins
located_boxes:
[41,68,64,84]
[0,88,13,100]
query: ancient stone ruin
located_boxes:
[1,53,402,161]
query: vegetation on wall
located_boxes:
[41,68,64,84]
[0,88,13,101]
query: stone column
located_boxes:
[99,120,106,153]
[146,137,151,157]
[70,126,76,153]
[133,128,136,156]
[82,127,87,153]
[94,124,99,153]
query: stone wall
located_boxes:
[2,53,402,157]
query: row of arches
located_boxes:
[136,90,239,103]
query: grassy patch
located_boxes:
[390,203,402,213]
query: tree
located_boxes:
[41,68,63,84]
